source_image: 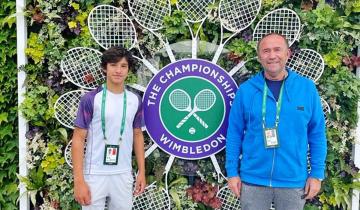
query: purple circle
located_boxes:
[143,59,238,159]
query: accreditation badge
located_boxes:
[103,144,119,165]
[263,127,280,148]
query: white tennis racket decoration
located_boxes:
[133,182,171,210]
[61,47,104,90]
[320,97,331,125]
[176,0,215,58]
[88,5,158,75]
[54,90,88,129]
[211,0,261,63]
[64,140,87,168]
[253,8,301,46]
[128,0,176,62]
[88,5,136,50]
[229,8,302,75]
[215,185,241,210]
[287,49,324,82]
[64,140,73,168]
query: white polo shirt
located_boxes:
[74,86,142,174]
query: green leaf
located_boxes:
[323,51,342,68]
[0,112,8,124]
[1,13,16,28]
[304,204,320,210]
[57,128,68,142]
[169,177,188,188]
[169,188,182,210]
[0,125,13,138]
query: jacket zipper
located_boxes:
[269,148,276,187]
[269,99,278,187]
[266,75,287,187]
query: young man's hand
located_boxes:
[134,173,146,195]
[74,180,91,206]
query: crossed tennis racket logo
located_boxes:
[169,89,216,129]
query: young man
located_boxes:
[72,46,146,210]
[226,33,327,210]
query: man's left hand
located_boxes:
[134,173,146,196]
[304,177,322,200]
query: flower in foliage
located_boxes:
[186,179,222,209]
[68,21,77,29]
[343,55,360,69]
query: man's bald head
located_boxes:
[256,33,289,52]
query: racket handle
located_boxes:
[164,155,175,191]
[141,59,158,75]
[176,111,194,128]
[164,155,175,173]
[212,43,224,64]
[229,60,246,76]
[210,154,227,181]
[164,40,176,62]
[128,83,146,92]
[134,56,158,75]
[193,113,208,128]
[145,144,157,158]
[192,38,197,59]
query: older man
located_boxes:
[225,33,327,210]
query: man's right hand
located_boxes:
[74,180,91,206]
[228,176,242,198]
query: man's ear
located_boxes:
[286,48,291,59]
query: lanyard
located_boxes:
[262,80,284,128]
[101,84,127,144]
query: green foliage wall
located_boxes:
[15,0,360,209]
[0,1,19,209]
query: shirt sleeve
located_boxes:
[74,93,94,129]
[132,94,143,129]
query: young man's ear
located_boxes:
[102,68,107,75]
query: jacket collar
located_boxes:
[249,67,298,102]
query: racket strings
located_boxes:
[215,186,241,210]
[129,0,169,30]
[54,91,85,129]
[220,0,261,31]
[195,90,216,110]
[62,48,104,89]
[89,6,136,49]
[177,0,213,22]
[253,9,301,43]
[287,50,324,81]
[133,186,170,210]
[169,90,191,110]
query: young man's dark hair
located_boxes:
[101,46,136,73]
